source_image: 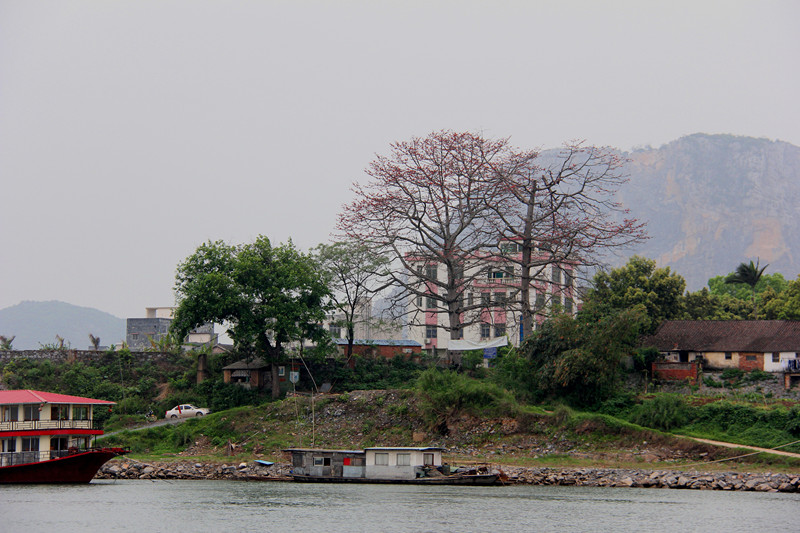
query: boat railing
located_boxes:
[0,419,96,432]
[0,450,49,467]
[0,447,95,467]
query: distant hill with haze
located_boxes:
[0,301,125,350]
[618,134,800,289]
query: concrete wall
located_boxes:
[651,362,699,383]
[0,349,177,365]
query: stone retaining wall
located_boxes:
[0,349,175,364]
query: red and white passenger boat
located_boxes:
[0,390,128,483]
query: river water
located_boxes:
[4,480,799,532]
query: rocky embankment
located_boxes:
[501,466,800,492]
[97,461,800,492]
[98,460,293,481]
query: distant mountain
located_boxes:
[618,134,800,290]
[0,301,125,350]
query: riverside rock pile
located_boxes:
[97,460,292,481]
[98,461,800,492]
[500,466,800,492]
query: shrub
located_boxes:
[629,394,688,431]
[721,368,744,382]
[416,368,517,429]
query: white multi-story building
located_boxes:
[406,244,578,357]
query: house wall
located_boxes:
[696,352,739,370]
[739,353,764,372]
[338,344,422,360]
[764,352,800,372]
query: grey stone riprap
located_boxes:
[97,462,800,491]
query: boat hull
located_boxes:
[291,474,501,486]
[0,448,128,484]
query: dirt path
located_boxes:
[101,417,185,439]
[687,437,800,459]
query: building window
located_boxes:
[329,324,341,337]
[425,265,437,280]
[23,404,40,422]
[425,325,438,339]
[535,293,545,311]
[724,352,732,360]
[772,354,780,363]
[564,298,573,313]
[481,292,491,306]
[467,293,474,307]
[480,323,490,339]
[278,366,286,377]
[494,324,506,337]
[313,457,331,467]
[375,453,389,466]
[500,242,521,254]
[73,406,89,421]
[426,296,436,309]
[494,292,507,306]
[745,355,757,361]
[416,295,423,307]
[397,453,411,466]
[564,269,573,288]
[551,266,561,284]
[423,453,435,466]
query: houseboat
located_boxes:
[285,447,502,485]
[0,390,128,483]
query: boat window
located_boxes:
[1,438,16,452]
[397,453,411,466]
[73,406,89,420]
[51,404,70,421]
[1,405,18,422]
[23,404,40,421]
[374,453,389,466]
[423,453,435,466]
[50,437,68,451]
[22,437,38,452]
[313,457,331,467]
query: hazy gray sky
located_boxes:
[1,0,797,319]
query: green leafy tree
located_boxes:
[313,240,390,360]
[0,335,14,350]
[762,275,800,319]
[724,259,768,319]
[497,306,647,406]
[582,256,685,334]
[171,236,331,398]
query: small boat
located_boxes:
[0,390,129,483]
[285,447,503,486]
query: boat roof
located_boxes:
[284,448,365,455]
[364,447,445,452]
[0,390,116,405]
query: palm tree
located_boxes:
[725,259,768,319]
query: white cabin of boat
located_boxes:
[286,446,444,480]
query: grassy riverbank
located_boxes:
[99,389,800,474]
